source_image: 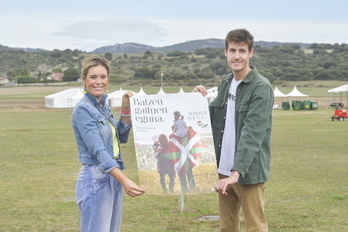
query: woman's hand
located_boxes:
[121,91,133,112]
[120,91,134,125]
[121,178,146,198]
[110,167,146,197]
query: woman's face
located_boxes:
[83,65,108,101]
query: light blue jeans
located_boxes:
[76,165,123,232]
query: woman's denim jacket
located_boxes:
[72,92,131,173]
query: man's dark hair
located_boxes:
[225,29,254,51]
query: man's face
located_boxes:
[224,41,254,73]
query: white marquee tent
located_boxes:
[286,86,308,97]
[206,87,218,104]
[328,84,348,93]
[273,86,287,97]
[272,86,288,109]
[137,87,147,96]
[178,87,185,94]
[156,87,166,95]
[327,84,348,107]
[44,88,84,108]
[107,88,136,107]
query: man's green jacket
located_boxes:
[209,66,274,185]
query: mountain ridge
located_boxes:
[91,39,311,54]
[1,39,312,54]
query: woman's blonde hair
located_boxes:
[80,55,110,80]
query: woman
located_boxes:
[72,55,145,231]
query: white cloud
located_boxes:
[52,18,167,51]
[1,16,347,51]
[155,20,348,46]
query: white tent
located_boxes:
[286,86,308,97]
[206,87,218,104]
[136,87,147,96]
[272,86,288,109]
[178,87,185,94]
[328,84,348,93]
[156,87,166,95]
[327,84,348,107]
[108,88,136,107]
[44,88,84,108]
[273,86,287,97]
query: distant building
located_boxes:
[0,77,9,85]
[46,72,64,81]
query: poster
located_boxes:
[130,92,217,195]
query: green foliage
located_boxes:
[167,50,189,57]
[134,66,157,79]
[143,50,153,59]
[0,43,347,86]
[104,52,113,61]
[17,77,37,84]
[52,67,62,72]
[63,68,80,82]
[7,69,30,79]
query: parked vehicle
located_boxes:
[330,102,344,107]
[331,109,347,121]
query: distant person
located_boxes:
[193,29,274,232]
[170,111,187,138]
[72,55,145,232]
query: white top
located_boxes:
[173,119,187,137]
[218,78,242,176]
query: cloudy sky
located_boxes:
[1,0,347,52]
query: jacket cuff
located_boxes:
[99,159,120,174]
[118,117,132,134]
[232,164,247,178]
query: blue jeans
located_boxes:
[76,165,123,232]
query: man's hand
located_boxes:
[214,171,240,195]
[192,85,207,96]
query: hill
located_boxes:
[3,39,311,54]
[91,39,311,54]
[0,40,346,87]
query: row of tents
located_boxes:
[44,84,348,109]
[273,86,308,98]
[43,86,306,109]
[44,87,185,108]
[275,84,348,108]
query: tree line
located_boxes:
[0,43,347,86]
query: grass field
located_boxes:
[0,84,347,231]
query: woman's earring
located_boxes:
[83,86,87,94]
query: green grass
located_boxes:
[0,89,348,231]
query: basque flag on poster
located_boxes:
[130,92,217,195]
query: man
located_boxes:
[193,29,274,232]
